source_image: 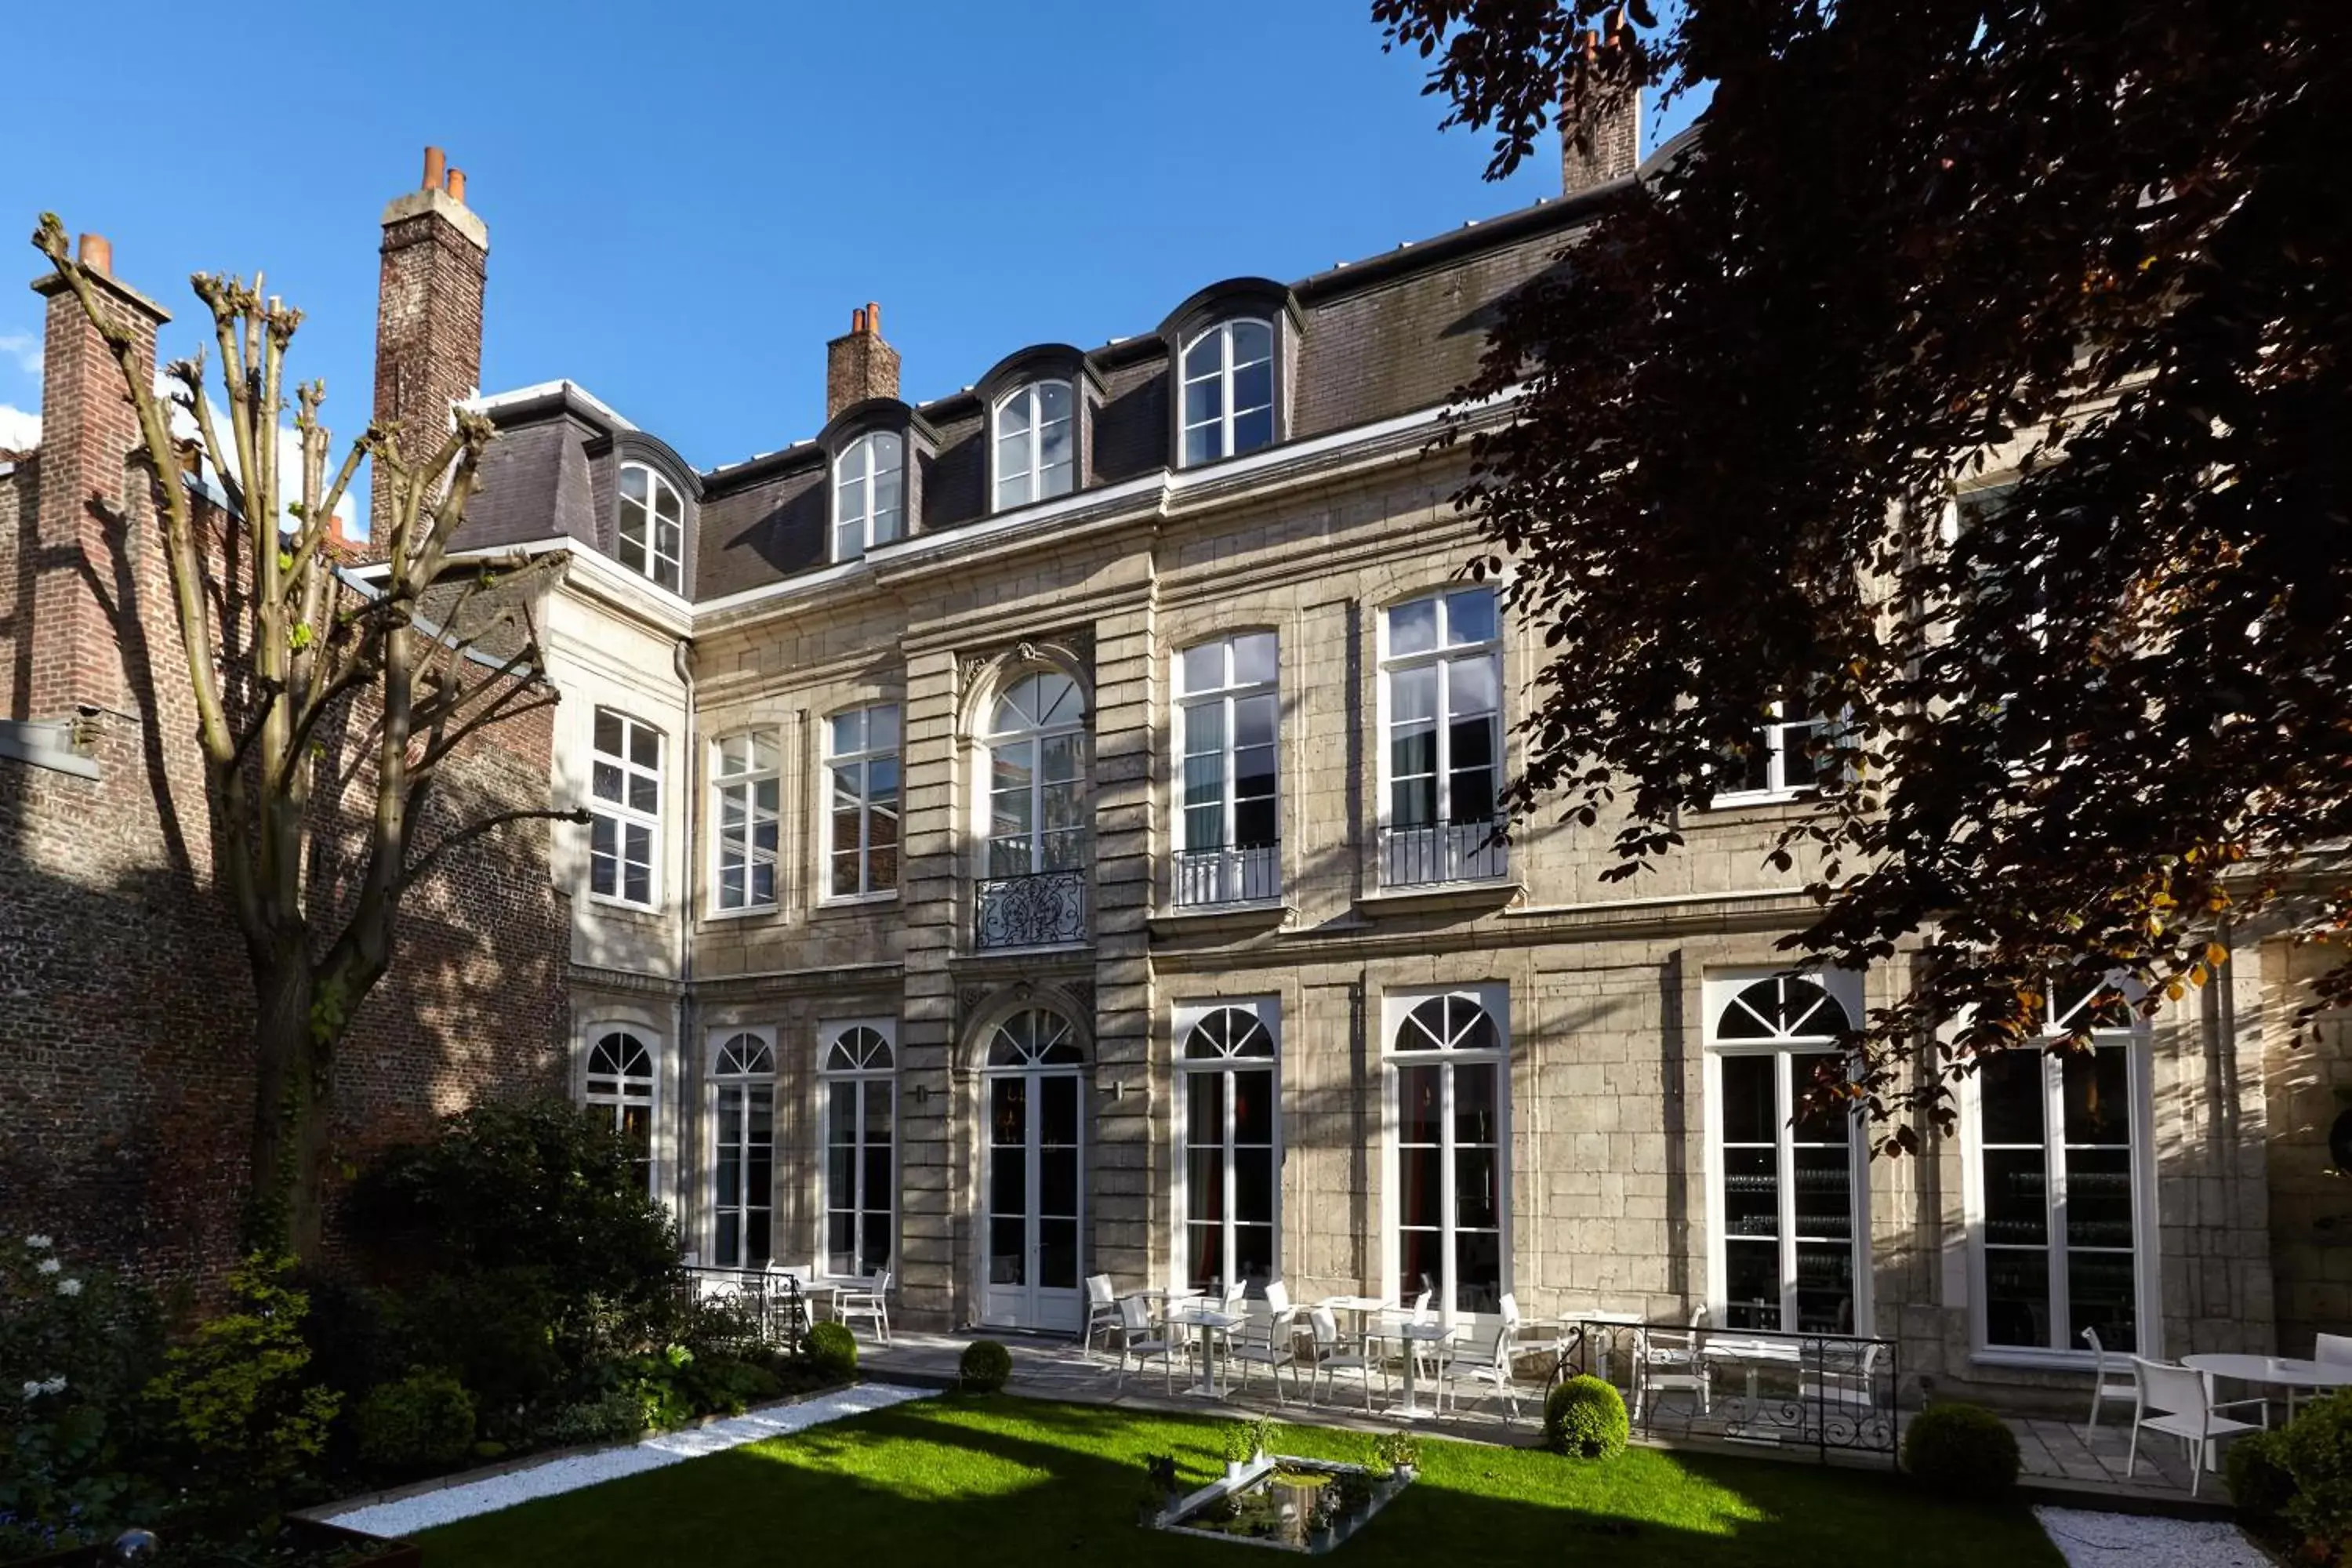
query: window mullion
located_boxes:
[1439,1062,1457,1317]
[2046,1058,2071,1350]
[1778,1051,1798,1331]
[1433,657,1453,822]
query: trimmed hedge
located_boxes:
[807,1321,858,1380]
[1543,1374,1630,1460]
[960,1340,1014,1393]
[1902,1402,2020,1503]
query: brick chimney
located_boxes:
[1561,21,1642,194]
[373,146,488,524]
[16,234,170,719]
[825,303,899,419]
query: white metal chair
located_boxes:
[1229,1287,1301,1403]
[1444,1316,1545,1421]
[2125,1356,2263,1497]
[1377,1288,1436,1384]
[1633,1307,1711,1423]
[1083,1274,1121,1360]
[833,1269,892,1345]
[2317,1332,2352,1367]
[1305,1305,1384,1410]
[2078,1327,2140,1437]
[1116,1294,1178,1394]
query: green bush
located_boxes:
[533,1391,645,1448]
[2281,1389,2352,1551]
[146,1254,341,1502]
[1903,1402,2020,1503]
[2227,1428,2296,1534]
[959,1339,1014,1394]
[807,1321,858,1380]
[354,1368,476,1473]
[677,1354,782,1417]
[1543,1375,1631,1460]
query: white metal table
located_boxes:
[2183,1352,2352,1423]
[1316,1294,1391,1356]
[1374,1320,1459,1419]
[1167,1305,1244,1398]
[1701,1336,1805,1437]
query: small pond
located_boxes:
[1153,1457,1410,1555]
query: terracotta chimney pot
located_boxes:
[423,146,447,191]
[76,234,111,274]
[447,169,467,203]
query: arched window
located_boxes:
[978,671,1089,949]
[1178,1004,1279,1294]
[1180,319,1275,466]
[585,1029,657,1195]
[617,463,684,592]
[986,1007,1083,1068]
[981,1007,1085,1329]
[1386,989,1508,1316]
[833,431,905,561]
[1705,971,1864,1334]
[820,1022,896,1278]
[993,380,1075,510]
[709,1031,774,1269]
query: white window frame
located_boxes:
[1179,318,1276,467]
[833,430,905,562]
[823,703,902,903]
[1170,999,1283,1294]
[707,1029,775,1269]
[1960,981,2159,1368]
[980,670,1089,881]
[818,1019,898,1282]
[1380,984,1511,1324]
[616,461,684,592]
[1171,632,1281,907]
[583,1025,659,1199]
[1700,969,1872,1335]
[992,380,1076,511]
[1375,588,1506,884]
[589,709,662,910]
[710,730,779,915]
[1710,701,1834,806]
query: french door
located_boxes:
[982,1069,1085,1330]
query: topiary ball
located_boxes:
[1902,1402,2021,1502]
[1543,1374,1631,1460]
[960,1339,1014,1393]
[806,1320,858,1380]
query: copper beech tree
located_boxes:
[33,214,583,1257]
[1373,2,2352,1142]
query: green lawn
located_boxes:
[419,1395,2060,1567]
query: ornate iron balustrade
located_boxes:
[682,1265,809,1357]
[1566,1319,1900,1463]
[1379,815,1510,889]
[975,866,1090,949]
[1171,840,1282,909]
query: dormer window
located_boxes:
[617,463,683,591]
[1181,319,1275,467]
[993,381,1075,511]
[833,430,905,561]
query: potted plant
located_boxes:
[1372,1428,1421,1482]
[1219,1422,1254,1482]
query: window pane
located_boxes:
[1454,1063,1497,1145]
[1980,1051,2046,1145]
[1445,589,1497,645]
[1455,1145,1497,1229]
[620,466,648,504]
[1232,632,1276,686]
[1229,320,1272,364]
[1234,1147,1272,1229]
[1232,1068,1273,1145]
[2070,1250,2136,1352]
[630,724,659,770]
[1399,1064,1443,1146]
[1719,1054,1776,1144]
[1446,653,1498,716]
[1983,1149,2049,1245]
[1184,423,1217,467]
[1723,1239,1780,1331]
[2063,1048,2131,1146]
[594,709,622,756]
[1391,663,1437,724]
[2066,1147,2134,1250]
[1399,1147,1443,1229]
[1984,1246,2051,1348]
[1181,643,1224,695]
[1388,598,1439,656]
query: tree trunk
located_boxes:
[242,955,321,1259]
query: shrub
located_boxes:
[387,1270,569,1417]
[2281,1388,2352,1550]
[959,1340,1013,1394]
[677,1355,782,1417]
[807,1322,858,1380]
[533,1391,644,1448]
[1902,1402,2020,1502]
[1220,1421,1255,1465]
[1543,1375,1631,1460]
[354,1368,477,1473]
[146,1254,340,1501]
[2227,1428,2296,1534]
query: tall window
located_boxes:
[1178,1004,1279,1293]
[617,463,683,592]
[585,1029,656,1195]
[1706,973,1867,1334]
[826,705,901,899]
[1715,701,1835,803]
[985,672,1088,880]
[590,709,661,908]
[1380,588,1504,885]
[1180,319,1275,466]
[710,1032,774,1269]
[1388,989,1508,1317]
[712,731,779,913]
[1974,979,2151,1356]
[1174,632,1279,906]
[833,431,904,561]
[994,381,1074,510]
[821,1022,896,1279]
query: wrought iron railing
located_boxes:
[1566,1319,1899,1463]
[975,866,1089,949]
[1379,815,1509,889]
[1171,840,1282,908]
[683,1265,809,1357]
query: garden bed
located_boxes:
[1154,1455,1410,1553]
[12,1516,418,1568]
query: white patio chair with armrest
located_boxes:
[1229,1296,1301,1404]
[1116,1294,1178,1395]
[1632,1307,1711,1424]
[1304,1306,1384,1410]
[1083,1274,1121,1361]
[833,1269,892,1346]
[2126,1356,2263,1497]
[2318,1334,2352,1367]
[2078,1327,2140,1437]
[1443,1317,1542,1422]
[1495,1294,1567,1383]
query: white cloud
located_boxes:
[0,404,38,452]
[0,331,38,379]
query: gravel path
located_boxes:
[324,1382,935,1539]
[2034,1505,2268,1568]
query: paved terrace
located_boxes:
[854,1328,2226,1509]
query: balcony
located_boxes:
[1379,815,1509,890]
[975,866,1089,949]
[1171,840,1282,909]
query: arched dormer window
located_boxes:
[993,380,1075,510]
[833,430,905,562]
[618,463,684,591]
[1181,319,1275,467]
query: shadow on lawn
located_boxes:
[420,1397,2062,1568]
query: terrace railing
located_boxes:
[1565,1319,1900,1465]
[1171,840,1282,909]
[1379,816,1509,889]
[975,866,1089,949]
[684,1265,810,1357]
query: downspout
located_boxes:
[674,637,698,1250]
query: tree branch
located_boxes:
[395,805,590,896]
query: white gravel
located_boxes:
[2034,1505,2268,1568]
[323,1382,935,1539]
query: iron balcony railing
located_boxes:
[975,866,1090,949]
[1379,815,1510,889]
[1564,1318,1900,1463]
[1171,840,1282,909]
[681,1265,810,1357]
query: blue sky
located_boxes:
[4,2,1697,494]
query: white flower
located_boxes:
[57,1278,82,1298]
[20,1381,40,1400]
[35,1257,60,1275]
[24,1234,52,1250]
[38,1377,66,1396]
